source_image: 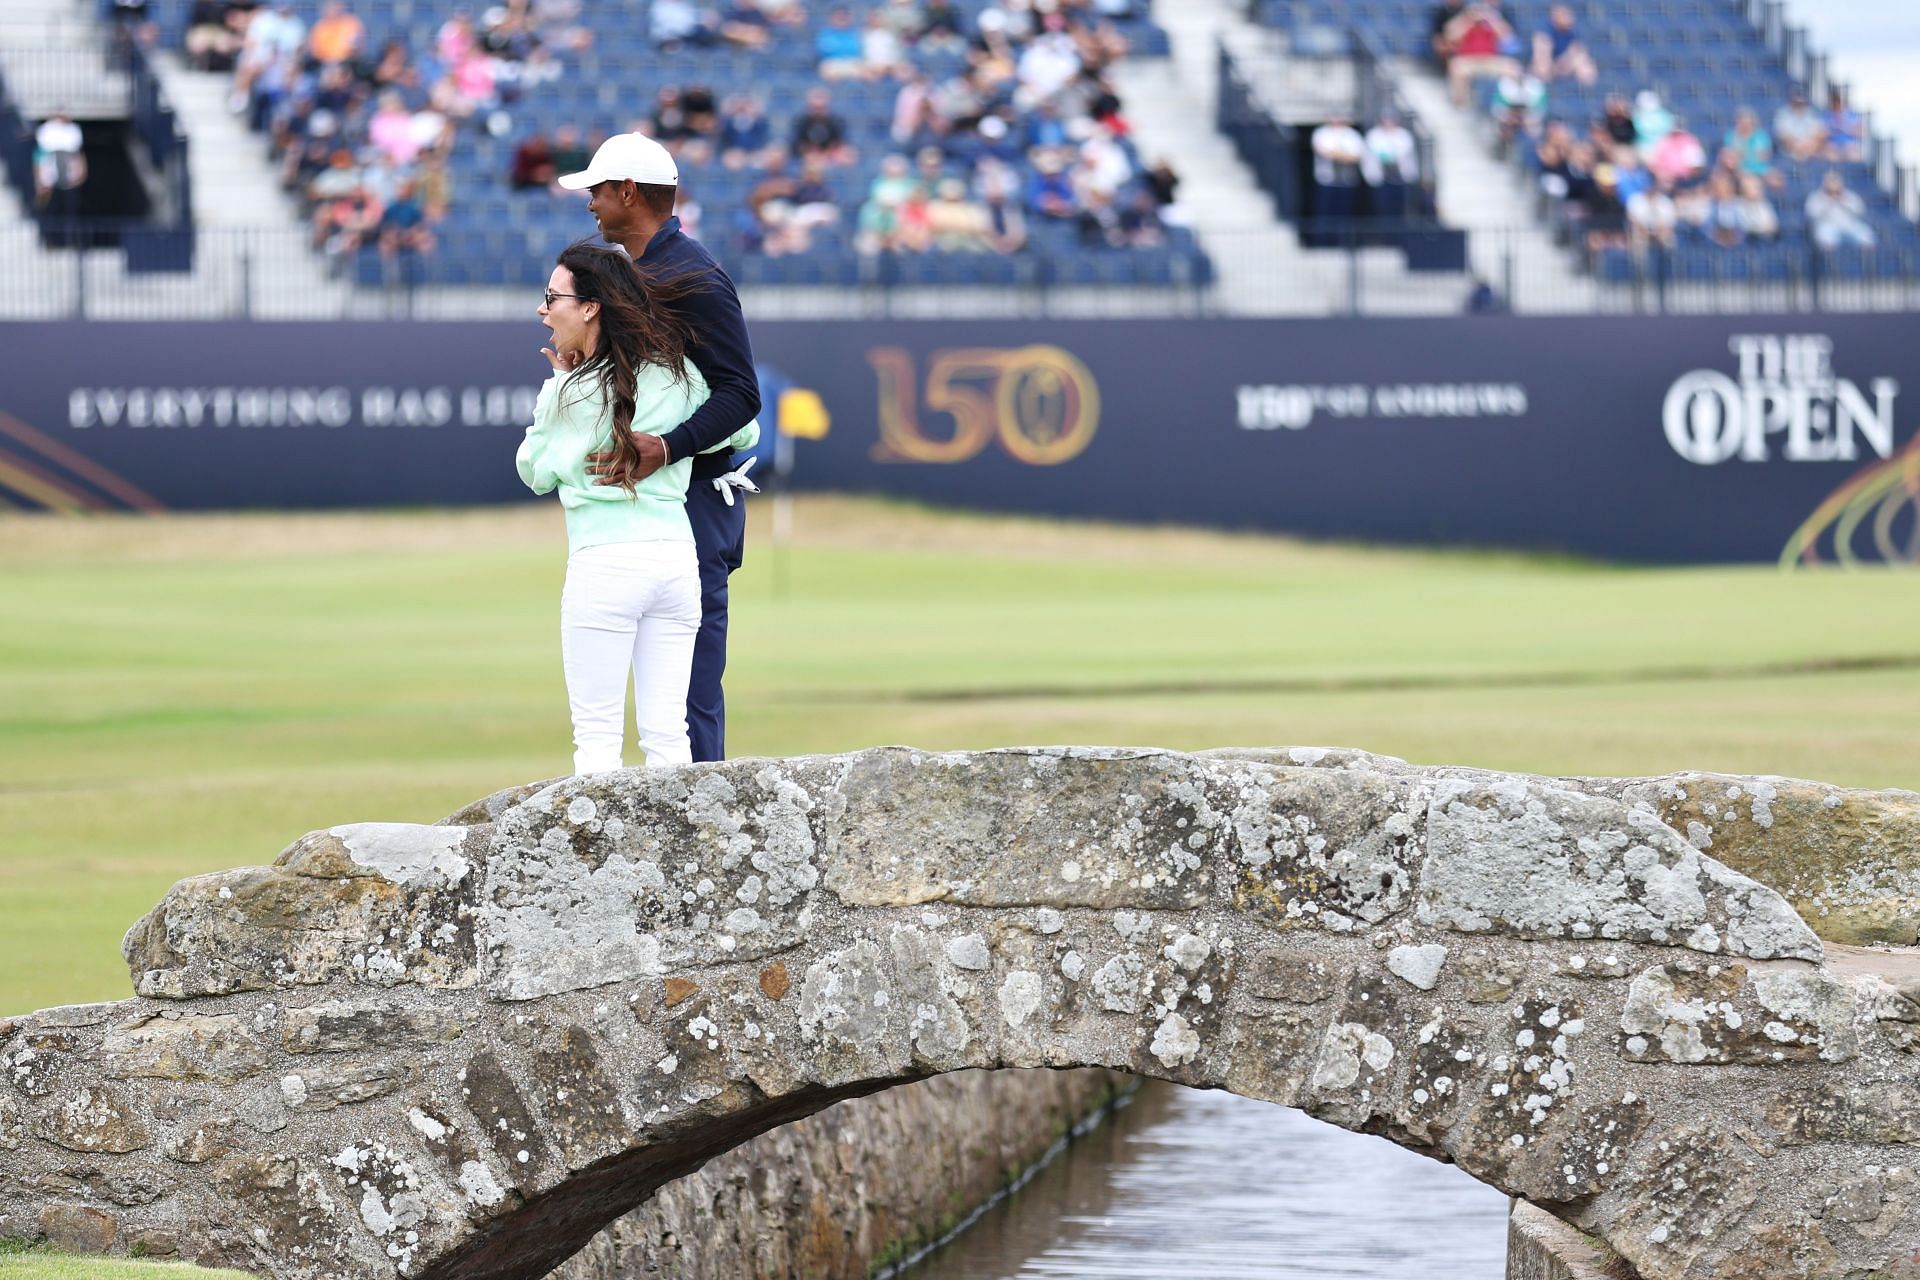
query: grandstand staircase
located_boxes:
[1392,68,1596,312]
[1124,0,1491,314]
[144,54,353,317]
[1111,0,1320,315]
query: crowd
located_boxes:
[182,0,591,269]
[511,0,1181,260]
[1426,0,1881,257]
[164,0,1184,276]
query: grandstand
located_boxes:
[0,0,1914,316]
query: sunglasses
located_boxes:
[542,290,588,307]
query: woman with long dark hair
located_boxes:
[517,242,758,773]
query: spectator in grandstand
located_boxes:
[364,37,409,92]
[279,113,338,192]
[1823,90,1864,162]
[978,0,1035,43]
[649,0,712,50]
[1627,176,1678,249]
[745,153,803,253]
[1597,94,1635,149]
[927,177,993,251]
[1722,109,1776,183]
[1491,71,1545,145]
[1016,22,1085,107]
[979,163,1029,252]
[1142,157,1183,224]
[1075,186,1125,247]
[32,111,86,225]
[816,6,865,80]
[184,0,244,71]
[919,0,964,49]
[1532,119,1575,198]
[790,88,854,167]
[1580,159,1627,252]
[1428,0,1462,67]
[1805,170,1875,250]
[308,0,363,65]
[1530,5,1594,86]
[650,86,695,149]
[1440,3,1518,108]
[1704,169,1751,247]
[788,155,841,230]
[315,181,381,264]
[1773,89,1826,163]
[1733,174,1779,242]
[1632,91,1672,151]
[1310,113,1366,227]
[1363,113,1418,220]
[378,178,435,264]
[306,146,360,208]
[1027,148,1078,219]
[719,95,774,169]
[1119,186,1165,246]
[1610,144,1651,204]
[891,71,934,144]
[863,9,910,79]
[1465,276,1504,313]
[417,151,451,221]
[511,131,557,189]
[561,133,763,763]
[552,124,590,182]
[369,91,423,165]
[232,2,304,113]
[1646,117,1705,186]
[718,0,777,51]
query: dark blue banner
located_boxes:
[1,316,1914,564]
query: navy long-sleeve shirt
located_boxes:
[639,216,761,477]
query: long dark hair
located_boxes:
[554,242,703,492]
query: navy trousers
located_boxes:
[684,467,745,762]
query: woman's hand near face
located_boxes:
[541,344,585,373]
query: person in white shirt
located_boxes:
[1363,113,1418,220]
[1805,170,1875,250]
[1311,115,1366,231]
[1627,178,1678,248]
[33,112,85,224]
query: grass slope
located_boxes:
[3,497,1917,1019]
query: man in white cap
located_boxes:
[558,131,762,763]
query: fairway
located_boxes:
[4,496,1918,1015]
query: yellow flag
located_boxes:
[777,388,830,440]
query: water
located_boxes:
[902,1083,1511,1280]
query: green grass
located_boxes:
[0,1251,254,1280]
[4,497,1919,1017]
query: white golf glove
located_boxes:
[711,455,761,507]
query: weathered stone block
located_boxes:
[1419,777,1822,960]
[1765,1081,1920,1145]
[1618,962,1860,1065]
[38,1202,116,1253]
[103,1014,271,1084]
[282,1002,464,1054]
[1598,773,1920,945]
[34,1083,150,1153]
[123,823,482,1000]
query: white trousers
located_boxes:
[560,540,701,774]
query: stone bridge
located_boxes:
[3,747,1918,1280]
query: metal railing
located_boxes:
[5,221,1919,320]
[1739,0,1919,222]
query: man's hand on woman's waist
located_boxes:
[587,432,669,485]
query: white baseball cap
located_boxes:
[556,132,678,190]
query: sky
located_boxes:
[1788,0,1920,164]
